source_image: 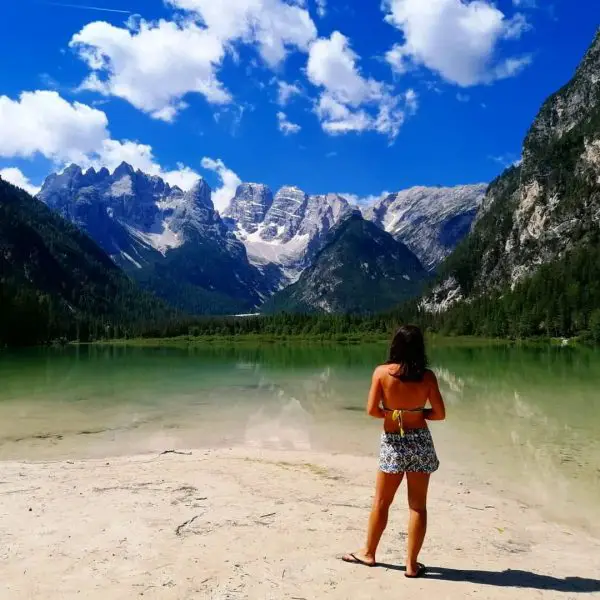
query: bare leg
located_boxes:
[343,470,403,566]
[405,471,430,576]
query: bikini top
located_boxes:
[382,405,425,437]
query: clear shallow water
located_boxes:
[1,343,599,532]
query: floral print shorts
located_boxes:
[379,429,439,474]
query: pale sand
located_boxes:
[2,448,600,599]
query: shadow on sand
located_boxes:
[377,564,600,593]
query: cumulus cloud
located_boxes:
[201,156,241,212]
[70,1,317,120]
[0,90,109,164]
[307,31,414,139]
[277,111,301,135]
[0,90,198,189]
[276,80,302,105]
[71,20,229,122]
[0,167,41,196]
[169,0,317,66]
[338,191,390,206]
[382,0,532,86]
[315,0,326,18]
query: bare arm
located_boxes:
[366,368,386,419]
[424,371,446,421]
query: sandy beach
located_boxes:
[2,447,599,600]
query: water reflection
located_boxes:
[1,342,599,531]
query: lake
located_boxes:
[1,342,599,533]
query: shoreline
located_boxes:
[2,446,599,599]
[86,333,515,348]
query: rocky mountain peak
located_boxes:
[182,178,212,208]
[429,29,600,312]
[364,184,487,270]
[113,161,135,179]
[63,163,83,177]
[261,186,309,243]
[224,182,274,234]
[264,208,429,314]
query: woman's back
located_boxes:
[372,366,443,433]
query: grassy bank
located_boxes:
[89,332,518,349]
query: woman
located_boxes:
[342,325,446,578]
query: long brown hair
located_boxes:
[386,325,428,382]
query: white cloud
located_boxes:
[0,167,41,196]
[492,55,532,80]
[456,92,470,102]
[385,44,411,75]
[0,90,109,164]
[404,89,418,114]
[488,152,520,167]
[168,0,317,67]
[201,157,241,212]
[276,80,302,105]
[71,1,317,120]
[277,111,301,134]
[0,90,199,190]
[315,0,326,18]
[339,191,390,206]
[307,32,379,106]
[307,32,413,139]
[161,165,201,190]
[512,0,537,8]
[382,0,532,86]
[71,19,230,122]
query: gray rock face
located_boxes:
[299,194,354,260]
[263,213,429,314]
[224,183,273,234]
[38,162,187,265]
[364,184,487,271]
[171,179,219,238]
[426,30,600,311]
[37,162,265,314]
[261,186,309,243]
[225,184,354,288]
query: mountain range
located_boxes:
[264,212,429,314]
[36,164,484,314]
[38,164,266,314]
[2,29,599,340]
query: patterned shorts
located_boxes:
[379,429,439,474]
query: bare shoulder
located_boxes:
[373,364,387,377]
[423,369,438,383]
[373,364,394,380]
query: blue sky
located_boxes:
[0,0,598,209]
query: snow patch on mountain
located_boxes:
[110,175,133,197]
[224,185,354,285]
[124,221,182,256]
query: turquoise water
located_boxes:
[1,343,599,531]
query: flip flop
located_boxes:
[405,563,427,578]
[341,553,376,568]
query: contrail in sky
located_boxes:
[41,1,131,13]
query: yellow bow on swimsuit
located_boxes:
[391,410,405,437]
[390,408,425,437]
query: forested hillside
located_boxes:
[0,177,171,346]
